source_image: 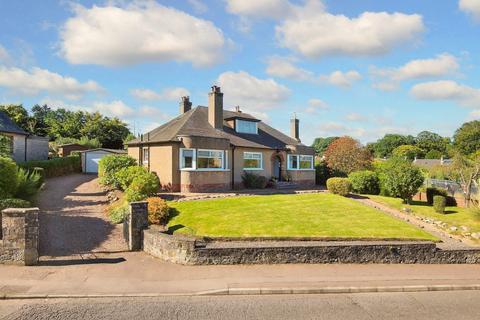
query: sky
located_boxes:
[1,0,480,145]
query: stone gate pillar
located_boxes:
[1,208,39,266]
[128,202,148,251]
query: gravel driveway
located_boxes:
[38,174,127,257]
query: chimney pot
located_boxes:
[235,106,241,113]
[179,96,192,114]
[208,86,224,129]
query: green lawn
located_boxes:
[368,195,480,236]
[167,193,437,240]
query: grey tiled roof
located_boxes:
[128,106,309,150]
[0,111,28,135]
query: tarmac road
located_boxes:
[1,291,480,320]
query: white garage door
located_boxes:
[85,151,109,173]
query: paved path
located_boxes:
[2,291,480,320]
[38,174,127,258]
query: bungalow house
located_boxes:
[127,86,315,193]
[0,111,48,163]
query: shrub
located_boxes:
[0,198,31,211]
[147,197,170,225]
[241,171,268,189]
[115,166,150,191]
[379,158,424,203]
[348,170,380,195]
[326,177,352,196]
[98,155,137,188]
[107,200,129,224]
[315,161,331,185]
[433,195,446,213]
[0,157,18,199]
[19,155,81,178]
[426,187,456,207]
[124,173,160,202]
[32,167,45,185]
[392,145,425,161]
[15,168,42,201]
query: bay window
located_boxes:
[197,149,224,169]
[243,152,262,170]
[288,154,313,170]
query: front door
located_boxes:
[273,156,282,181]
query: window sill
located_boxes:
[287,169,315,171]
[243,168,264,171]
[180,169,230,172]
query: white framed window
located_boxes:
[243,152,263,170]
[197,149,224,170]
[299,155,314,169]
[142,147,149,164]
[235,119,258,134]
[288,154,314,170]
[180,148,196,170]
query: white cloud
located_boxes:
[305,98,329,113]
[276,0,424,58]
[216,71,291,110]
[0,66,104,99]
[265,56,361,87]
[469,109,480,119]
[319,70,362,88]
[410,80,480,108]
[93,100,135,117]
[265,56,313,81]
[345,112,368,122]
[131,87,190,101]
[225,0,293,19]
[188,0,207,14]
[460,0,480,21]
[372,53,459,90]
[60,2,227,67]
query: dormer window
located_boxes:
[236,119,258,134]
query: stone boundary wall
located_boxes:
[143,227,480,265]
[0,208,39,266]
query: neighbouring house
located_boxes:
[57,143,90,157]
[413,157,452,170]
[0,111,49,163]
[80,148,127,173]
[127,86,315,192]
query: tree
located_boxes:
[381,158,424,203]
[82,113,130,149]
[392,145,425,161]
[425,150,442,159]
[371,134,415,158]
[324,136,372,175]
[450,152,480,207]
[311,137,339,155]
[415,131,449,155]
[453,120,480,155]
[0,134,12,158]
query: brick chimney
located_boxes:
[208,86,223,129]
[290,113,300,142]
[179,96,192,114]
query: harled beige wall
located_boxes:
[287,169,315,187]
[149,145,175,191]
[232,147,276,184]
[127,146,140,164]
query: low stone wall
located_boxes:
[143,227,480,265]
[0,208,39,266]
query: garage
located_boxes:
[81,148,126,174]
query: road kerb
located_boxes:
[1,284,480,300]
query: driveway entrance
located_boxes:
[38,174,127,258]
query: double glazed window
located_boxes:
[142,147,149,164]
[288,155,314,170]
[197,150,224,169]
[180,148,226,170]
[243,152,262,170]
[235,119,258,134]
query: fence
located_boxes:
[426,179,478,198]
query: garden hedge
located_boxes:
[348,170,380,195]
[426,187,457,207]
[0,157,18,199]
[19,155,81,178]
[433,195,446,214]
